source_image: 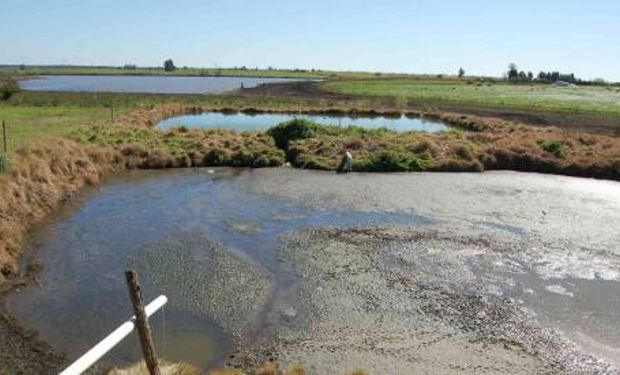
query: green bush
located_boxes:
[357,150,428,172]
[0,75,20,101]
[539,140,567,158]
[267,119,319,149]
[268,118,393,150]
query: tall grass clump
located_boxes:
[538,140,567,158]
[107,361,201,375]
[357,150,429,172]
[267,119,320,149]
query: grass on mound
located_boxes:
[270,118,620,179]
[70,125,286,169]
[267,118,390,149]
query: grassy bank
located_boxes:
[0,139,121,280]
[71,125,285,169]
[5,66,395,80]
[323,78,620,117]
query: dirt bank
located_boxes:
[0,282,65,375]
[241,228,616,374]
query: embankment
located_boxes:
[0,139,121,282]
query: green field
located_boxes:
[0,105,119,151]
[323,79,620,116]
[4,66,393,80]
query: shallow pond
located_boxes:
[9,168,620,371]
[19,75,308,94]
[156,112,450,132]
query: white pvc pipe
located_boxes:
[59,295,168,375]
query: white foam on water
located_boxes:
[544,284,574,297]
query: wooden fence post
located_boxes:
[125,270,161,375]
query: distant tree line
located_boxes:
[506,63,609,85]
[507,63,535,83]
[536,71,578,84]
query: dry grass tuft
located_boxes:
[107,361,308,375]
[107,361,201,375]
[0,138,122,281]
[210,362,305,375]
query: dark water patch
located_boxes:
[156,111,450,132]
[19,75,309,94]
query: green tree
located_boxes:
[507,63,519,83]
[458,67,465,78]
[163,59,176,72]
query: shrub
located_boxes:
[539,140,567,158]
[203,148,230,165]
[357,150,428,172]
[0,75,19,100]
[267,119,319,149]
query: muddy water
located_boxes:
[8,168,620,372]
[9,169,425,371]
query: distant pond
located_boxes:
[19,75,308,94]
[156,112,451,132]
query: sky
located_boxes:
[1,0,619,81]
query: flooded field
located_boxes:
[8,169,620,373]
[19,75,308,94]
[156,112,450,132]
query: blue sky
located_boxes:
[1,0,619,81]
